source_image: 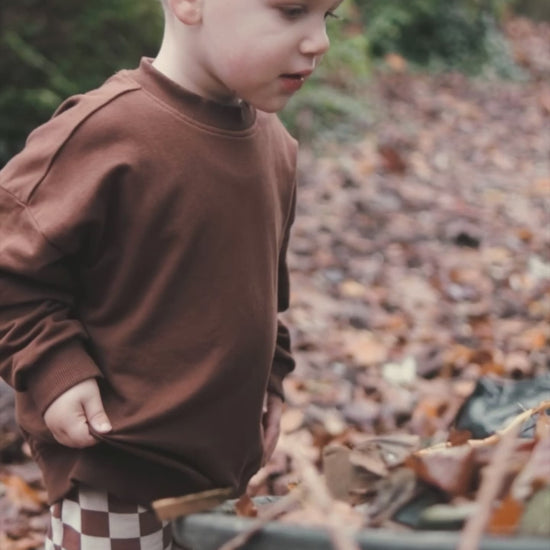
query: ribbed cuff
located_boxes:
[27,341,102,416]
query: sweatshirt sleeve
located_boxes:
[267,183,297,400]
[0,187,102,415]
[0,99,120,415]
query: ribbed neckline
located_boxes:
[126,57,257,132]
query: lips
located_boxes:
[279,70,312,93]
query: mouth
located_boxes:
[280,70,313,80]
[279,71,312,93]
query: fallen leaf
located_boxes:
[366,468,417,526]
[349,448,389,478]
[355,434,421,469]
[0,474,46,513]
[407,444,475,496]
[378,144,407,173]
[339,280,367,298]
[322,445,355,502]
[382,356,417,387]
[339,330,388,366]
[488,493,523,535]
[280,408,305,434]
[235,493,258,518]
[512,432,550,501]
[447,428,473,447]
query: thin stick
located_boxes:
[417,400,550,453]
[279,439,361,550]
[457,420,521,550]
[467,400,550,448]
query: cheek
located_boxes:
[217,35,283,76]
[217,49,263,86]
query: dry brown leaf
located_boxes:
[407,444,475,496]
[280,408,305,434]
[366,468,417,526]
[355,434,421,468]
[339,280,367,298]
[235,493,258,518]
[532,177,550,195]
[447,427,473,447]
[487,493,523,536]
[516,226,533,242]
[410,396,450,436]
[512,432,550,501]
[458,421,521,550]
[349,449,389,478]
[0,532,45,550]
[515,324,548,351]
[0,474,46,513]
[323,445,355,502]
[378,144,407,173]
[339,330,388,366]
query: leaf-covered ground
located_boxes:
[1,16,549,550]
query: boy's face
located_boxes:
[174,0,342,112]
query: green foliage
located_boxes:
[356,0,521,75]
[315,2,371,88]
[0,0,163,166]
[512,0,550,20]
[0,0,536,161]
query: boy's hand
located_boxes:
[43,378,112,448]
[261,392,283,465]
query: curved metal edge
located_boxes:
[173,513,550,550]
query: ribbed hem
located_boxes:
[27,341,102,415]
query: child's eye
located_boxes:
[278,4,307,20]
[324,10,340,20]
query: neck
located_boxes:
[153,25,240,106]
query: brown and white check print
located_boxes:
[44,484,173,550]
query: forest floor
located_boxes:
[1,16,549,550]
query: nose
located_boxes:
[299,24,330,57]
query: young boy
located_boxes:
[0,0,341,548]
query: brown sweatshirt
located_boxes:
[0,58,296,505]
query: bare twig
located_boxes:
[420,400,550,453]
[467,400,550,448]
[279,438,362,550]
[457,420,521,550]
[152,487,233,521]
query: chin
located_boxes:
[249,98,290,114]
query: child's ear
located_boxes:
[168,0,203,25]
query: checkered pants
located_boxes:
[44,484,173,550]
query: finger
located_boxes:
[264,426,279,456]
[53,421,97,448]
[82,388,112,434]
[262,418,280,464]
